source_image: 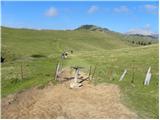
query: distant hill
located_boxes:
[123,33,158,45]
[75,25,158,44]
[125,33,159,39]
[75,25,110,32]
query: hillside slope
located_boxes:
[1,26,132,59]
[1,26,159,118]
[2,26,158,61]
[64,44,159,118]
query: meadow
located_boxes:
[1,26,159,118]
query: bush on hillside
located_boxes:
[31,54,46,58]
[1,46,17,62]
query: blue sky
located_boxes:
[1,1,159,33]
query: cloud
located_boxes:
[145,4,157,9]
[45,7,58,17]
[88,6,98,14]
[114,6,129,13]
[126,24,154,35]
[144,4,158,14]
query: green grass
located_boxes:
[1,57,59,96]
[65,44,158,118]
[1,27,159,118]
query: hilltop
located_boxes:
[75,25,110,32]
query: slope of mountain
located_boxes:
[1,25,158,62]
[1,26,130,59]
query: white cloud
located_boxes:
[88,6,98,14]
[126,24,154,35]
[127,28,153,35]
[45,7,58,17]
[114,6,129,13]
[145,4,157,9]
[144,4,158,14]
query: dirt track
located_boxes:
[1,81,138,119]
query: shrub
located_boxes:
[31,54,46,58]
[148,42,152,45]
[1,46,17,62]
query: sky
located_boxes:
[1,1,159,34]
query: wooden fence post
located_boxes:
[109,68,113,80]
[55,62,60,81]
[59,59,63,72]
[88,66,92,80]
[131,61,135,83]
[20,63,24,80]
[92,65,97,84]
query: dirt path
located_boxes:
[1,81,138,119]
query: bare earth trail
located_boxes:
[2,80,138,119]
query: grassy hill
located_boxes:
[1,26,133,60]
[1,26,159,118]
[2,26,158,61]
[76,24,158,45]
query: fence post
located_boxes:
[119,69,127,81]
[88,66,92,80]
[92,65,97,84]
[55,62,60,81]
[109,68,113,80]
[131,60,135,83]
[144,67,152,85]
[60,59,64,71]
[20,63,24,80]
